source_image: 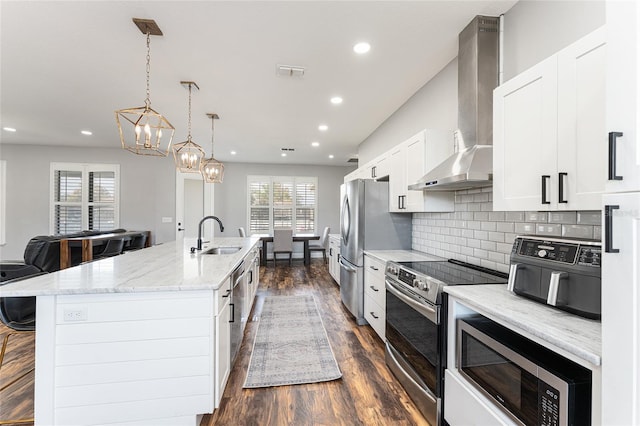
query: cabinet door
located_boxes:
[404,132,427,212]
[388,146,405,212]
[557,27,606,210]
[494,56,558,211]
[601,192,640,425]
[606,1,640,192]
[215,301,231,408]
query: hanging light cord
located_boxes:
[187,83,193,142]
[144,32,151,109]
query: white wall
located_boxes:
[212,162,353,242]
[0,144,177,259]
[358,0,605,164]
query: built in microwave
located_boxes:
[457,316,591,426]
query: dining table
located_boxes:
[255,233,320,266]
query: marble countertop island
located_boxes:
[445,284,602,366]
[0,236,261,297]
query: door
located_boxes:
[493,55,558,211]
[175,172,215,242]
[606,0,640,193]
[601,192,640,424]
[557,26,606,210]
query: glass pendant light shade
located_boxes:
[172,81,205,173]
[116,20,174,157]
[201,113,225,183]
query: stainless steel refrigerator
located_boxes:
[339,179,412,324]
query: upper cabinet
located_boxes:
[388,130,454,213]
[493,27,606,211]
[606,1,640,193]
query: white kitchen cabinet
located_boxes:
[389,129,454,213]
[606,1,640,193]
[245,247,260,312]
[369,154,390,180]
[363,254,386,340]
[494,27,606,211]
[328,235,340,285]
[214,278,232,408]
[601,192,640,424]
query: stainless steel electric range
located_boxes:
[384,259,508,426]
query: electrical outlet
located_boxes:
[162,217,173,223]
[63,308,88,322]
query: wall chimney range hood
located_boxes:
[409,15,500,191]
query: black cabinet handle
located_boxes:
[371,166,377,179]
[222,289,231,298]
[329,248,333,256]
[370,285,379,292]
[248,270,253,285]
[558,172,568,203]
[608,132,624,181]
[605,205,620,253]
[229,303,235,322]
[370,312,379,319]
[370,265,378,271]
[398,196,402,210]
[541,175,551,204]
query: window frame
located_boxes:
[50,162,120,234]
[247,175,317,235]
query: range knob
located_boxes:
[413,278,428,291]
[387,265,398,275]
[538,249,547,258]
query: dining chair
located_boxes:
[272,228,293,266]
[123,233,147,252]
[309,226,330,263]
[238,227,247,237]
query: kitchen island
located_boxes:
[0,237,261,426]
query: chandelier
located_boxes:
[115,18,175,156]
[201,113,225,183]
[172,81,205,172]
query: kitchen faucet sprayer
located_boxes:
[196,216,224,250]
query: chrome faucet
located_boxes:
[196,216,225,250]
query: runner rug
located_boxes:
[243,295,342,388]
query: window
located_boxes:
[247,176,317,235]
[50,163,120,234]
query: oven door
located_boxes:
[385,277,442,425]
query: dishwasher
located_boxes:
[230,260,246,363]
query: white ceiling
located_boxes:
[0,1,516,166]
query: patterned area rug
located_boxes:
[243,295,342,388]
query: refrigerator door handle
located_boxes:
[339,256,358,273]
[341,196,351,246]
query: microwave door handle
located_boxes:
[507,263,520,293]
[547,271,568,306]
[385,279,438,324]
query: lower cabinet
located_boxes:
[364,254,386,340]
[214,288,231,408]
[328,235,340,285]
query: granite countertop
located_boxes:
[445,284,602,367]
[364,250,445,263]
[0,237,261,297]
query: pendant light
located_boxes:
[115,18,175,156]
[201,113,225,183]
[172,81,205,172]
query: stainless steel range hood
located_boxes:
[409,15,499,191]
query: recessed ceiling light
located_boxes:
[311,141,320,147]
[230,151,237,155]
[281,153,287,157]
[353,42,371,54]
[330,96,343,105]
[318,124,328,131]
[3,127,16,132]
[81,130,93,136]
[329,154,334,159]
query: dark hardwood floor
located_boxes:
[202,260,427,426]
[0,260,428,426]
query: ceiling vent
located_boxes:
[347,157,358,164]
[281,148,295,152]
[276,64,305,78]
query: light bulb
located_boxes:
[135,125,141,143]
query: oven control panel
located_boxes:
[515,237,601,268]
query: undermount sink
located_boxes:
[202,246,242,255]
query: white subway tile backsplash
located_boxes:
[562,225,594,239]
[514,223,536,234]
[412,189,601,272]
[577,211,602,225]
[549,212,577,224]
[536,224,562,236]
[505,211,525,222]
[526,212,548,222]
